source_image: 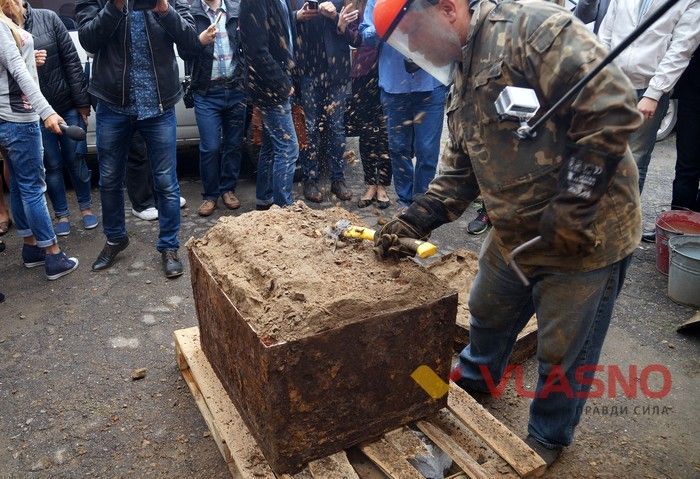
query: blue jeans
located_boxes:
[0,120,56,247]
[629,90,670,193]
[95,103,180,251]
[256,100,299,207]
[193,88,247,200]
[453,236,631,448]
[380,86,446,206]
[298,76,347,182]
[41,108,92,218]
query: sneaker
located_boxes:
[198,199,217,217]
[468,207,491,235]
[180,196,186,208]
[132,207,158,221]
[331,180,352,201]
[641,230,656,243]
[524,435,563,468]
[162,249,184,278]
[303,180,323,203]
[22,244,46,268]
[45,252,79,280]
[82,214,99,230]
[222,191,241,210]
[54,219,70,236]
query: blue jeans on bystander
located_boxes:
[41,108,92,218]
[380,86,446,207]
[95,103,180,251]
[256,100,299,207]
[193,88,247,200]
[0,120,56,247]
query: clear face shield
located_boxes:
[382,0,461,86]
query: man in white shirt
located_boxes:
[599,0,700,206]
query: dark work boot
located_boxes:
[524,435,563,468]
[331,180,352,201]
[161,249,184,278]
[92,237,129,271]
[303,180,323,203]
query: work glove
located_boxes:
[374,194,449,260]
[539,145,622,256]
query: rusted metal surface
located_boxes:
[189,248,457,474]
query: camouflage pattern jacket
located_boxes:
[423,0,643,271]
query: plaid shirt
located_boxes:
[201,0,234,81]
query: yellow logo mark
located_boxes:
[411,365,449,399]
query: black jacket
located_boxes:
[24,4,90,115]
[240,0,296,107]
[291,0,351,85]
[180,0,245,94]
[75,0,199,111]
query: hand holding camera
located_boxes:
[296,1,319,22]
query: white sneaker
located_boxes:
[180,196,186,208]
[132,207,158,221]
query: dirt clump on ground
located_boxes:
[188,202,455,343]
[427,250,480,325]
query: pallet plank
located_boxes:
[447,383,546,478]
[308,451,360,479]
[360,438,424,479]
[416,420,489,479]
[174,327,277,479]
[429,410,518,478]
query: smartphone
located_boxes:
[131,0,157,11]
[306,0,319,9]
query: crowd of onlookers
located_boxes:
[0,0,698,303]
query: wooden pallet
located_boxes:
[174,327,545,479]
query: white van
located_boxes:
[36,0,201,152]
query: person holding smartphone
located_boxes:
[293,0,355,203]
[180,0,247,217]
[76,0,200,278]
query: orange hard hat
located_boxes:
[374,0,411,40]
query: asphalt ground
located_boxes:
[0,134,698,478]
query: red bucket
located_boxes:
[655,210,700,274]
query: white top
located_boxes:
[599,0,700,100]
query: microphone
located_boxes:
[59,123,87,141]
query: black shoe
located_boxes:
[468,207,491,235]
[0,291,4,302]
[524,435,563,468]
[303,180,323,203]
[0,240,4,253]
[255,204,272,211]
[331,180,352,201]
[641,230,656,243]
[162,249,184,278]
[92,237,129,271]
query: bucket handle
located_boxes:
[656,206,694,235]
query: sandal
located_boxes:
[0,217,11,236]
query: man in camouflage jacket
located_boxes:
[375,0,643,465]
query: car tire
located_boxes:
[656,98,678,142]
